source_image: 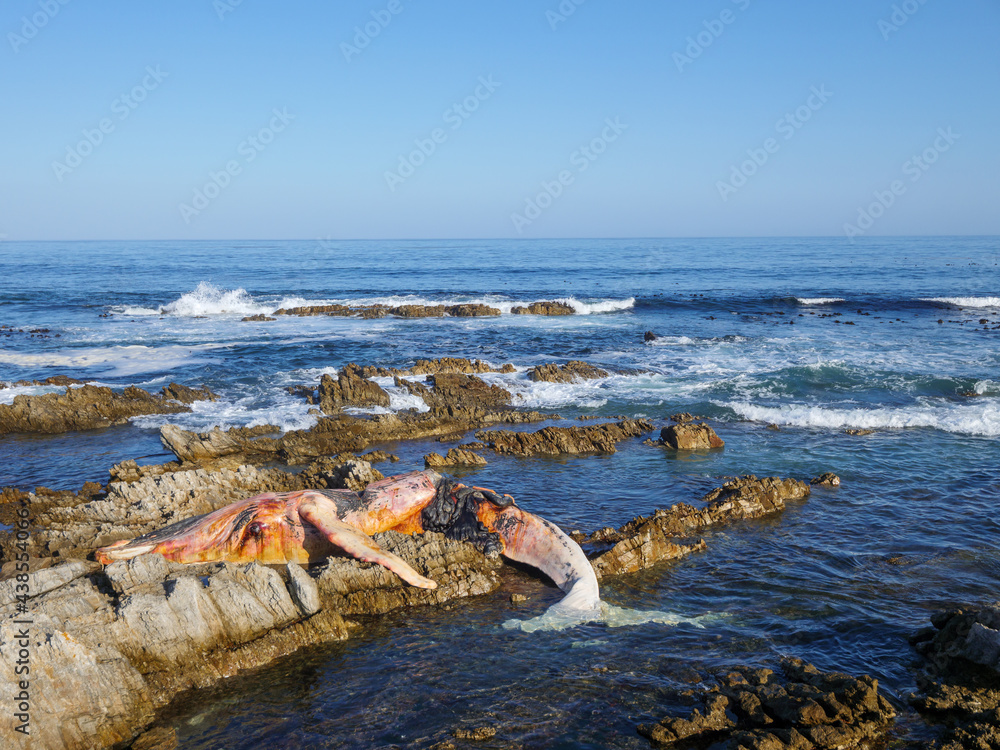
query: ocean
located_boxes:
[1,237,998,748]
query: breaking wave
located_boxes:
[112,283,634,318]
[724,400,1000,436]
[919,296,1000,309]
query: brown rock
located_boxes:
[477,419,654,457]
[390,304,446,318]
[0,384,212,436]
[454,726,497,740]
[424,448,488,468]
[240,314,276,322]
[659,422,724,451]
[845,429,874,436]
[669,412,697,424]
[591,475,809,578]
[511,301,575,315]
[810,473,840,487]
[527,360,609,383]
[445,304,501,317]
[161,383,218,404]
[318,364,391,412]
[273,304,354,316]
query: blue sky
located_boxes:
[1,0,998,240]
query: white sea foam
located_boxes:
[0,345,223,376]
[796,297,845,305]
[503,601,713,632]
[920,296,1000,308]
[131,391,318,433]
[725,400,1000,436]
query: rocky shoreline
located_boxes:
[0,357,984,749]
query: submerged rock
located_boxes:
[658,422,725,451]
[477,419,654,457]
[638,658,896,749]
[527,360,609,383]
[0,383,215,435]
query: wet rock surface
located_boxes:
[0,383,216,435]
[318,363,392,412]
[810,473,841,487]
[910,605,1000,749]
[397,372,513,411]
[476,419,654,457]
[527,360,609,383]
[510,301,575,315]
[658,422,725,451]
[590,475,810,578]
[638,658,896,749]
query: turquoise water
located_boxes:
[1,237,998,747]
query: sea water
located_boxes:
[1,237,998,747]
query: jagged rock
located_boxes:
[0,384,214,435]
[476,419,654,457]
[274,303,354,316]
[424,449,488,468]
[397,373,512,411]
[527,361,609,383]
[644,331,658,342]
[391,304,446,318]
[591,475,810,578]
[669,412,697,424]
[160,423,279,463]
[454,725,497,740]
[445,304,501,317]
[659,422,725,451]
[318,364,391,412]
[161,383,218,404]
[240,314,276,322]
[638,658,895,749]
[511,301,574,315]
[351,358,516,379]
[302,459,384,492]
[845,429,875,436]
[910,606,1000,749]
[811,473,841,487]
[4,375,86,388]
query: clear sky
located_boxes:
[1,0,998,240]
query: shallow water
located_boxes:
[1,237,998,746]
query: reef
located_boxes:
[0,383,217,435]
